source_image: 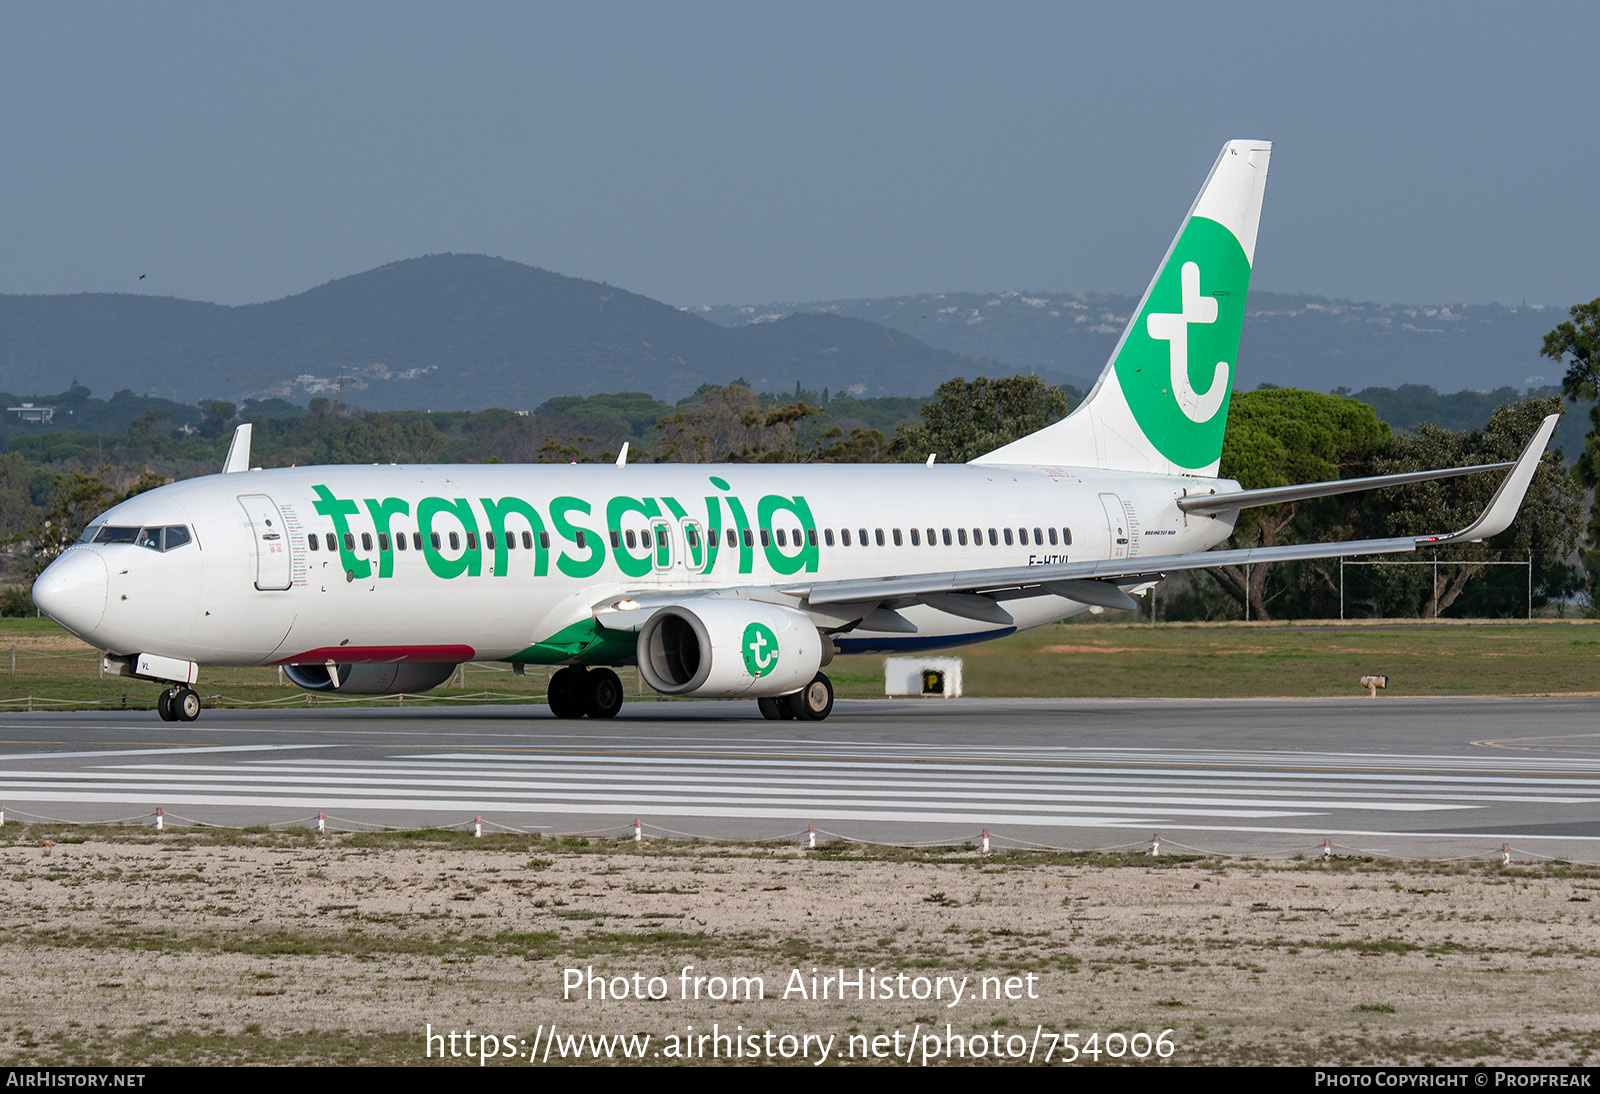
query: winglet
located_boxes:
[222,423,253,474]
[1420,414,1558,546]
[615,441,629,468]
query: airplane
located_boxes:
[30,140,1558,723]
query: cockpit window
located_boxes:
[89,525,193,552]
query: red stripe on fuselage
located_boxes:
[279,645,476,665]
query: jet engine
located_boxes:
[281,661,458,695]
[637,599,822,698]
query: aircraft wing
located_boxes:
[778,413,1559,614]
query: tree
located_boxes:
[886,375,1075,463]
[1541,298,1600,606]
[1205,389,1391,619]
[1367,396,1581,618]
[27,467,168,576]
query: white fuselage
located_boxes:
[41,460,1239,669]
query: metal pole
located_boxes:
[1528,551,1533,620]
[1340,560,1345,621]
[1245,563,1250,621]
[1432,555,1438,620]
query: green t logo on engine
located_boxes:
[741,622,779,677]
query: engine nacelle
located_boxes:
[637,600,822,698]
[281,661,458,695]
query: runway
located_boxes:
[2,696,1599,858]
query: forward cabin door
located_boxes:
[238,494,292,591]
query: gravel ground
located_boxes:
[2,834,1598,1066]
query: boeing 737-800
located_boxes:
[30,141,1557,722]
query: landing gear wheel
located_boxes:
[791,672,835,721]
[156,689,177,722]
[584,668,624,719]
[547,666,587,719]
[174,688,201,722]
[775,695,797,720]
[757,697,783,721]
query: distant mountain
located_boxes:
[0,255,992,410]
[696,290,1570,395]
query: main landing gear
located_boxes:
[156,686,202,722]
[546,665,624,720]
[757,672,835,722]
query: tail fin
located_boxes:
[973,139,1271,476]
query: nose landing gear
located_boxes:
[156,686,202,722]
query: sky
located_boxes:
[2,2,1596,310]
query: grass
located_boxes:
[1,615,1597,710]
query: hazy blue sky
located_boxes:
[3,2,1595,309]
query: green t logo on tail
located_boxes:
[741,622,779,677]
[1114,215,1252,470]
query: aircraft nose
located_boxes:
[32,549,108,638]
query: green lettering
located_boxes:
[757,494,819,575]
[417,497,481,579]
[481,497,549,577]
[312,485,371,579]
[362,497,410,578]
[550,496,603,578]
[605,496,661,578]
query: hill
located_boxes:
[0,256,990,410]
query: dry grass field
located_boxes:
[1,829,1598,1067]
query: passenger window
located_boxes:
[942,528,952,546]
[1033,527,1043,545]
[1063,528,1072,545]
[824,529,834,547]
[892,529,903,546]
[523,532,535,550]
[926,527,935,544]
[308,535,320,552]
[759,529,769,548]
[431,532,442,549]
[973,527,982,544]
[396,533,407,551]
[413,532,423,551]
[910,528,920,546]
[378,533,390,552]
[485,532,495,550]
[875,529,885,547]
[1003,528,1013,546]
[727,529,737,548]
[807,529,817,547]
[625,529,636,549]
[776,529,786,547]
[610,530,622,549]
[841,528,851,547]
[575,531,587,550]
[325,533,336,552]
[539,532,550,550]
[1048,528,1058,546]
[743,530,753,548]
[345,533,356,551]
[987,528,997,546]
[503,532,514,550]
[657,528,668,547]
[449,532,460,551]
[466,532,478,550]
[957,528,968,546]
[361,533,373,552]
[859,528,868,546]
[686,528,699,549]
